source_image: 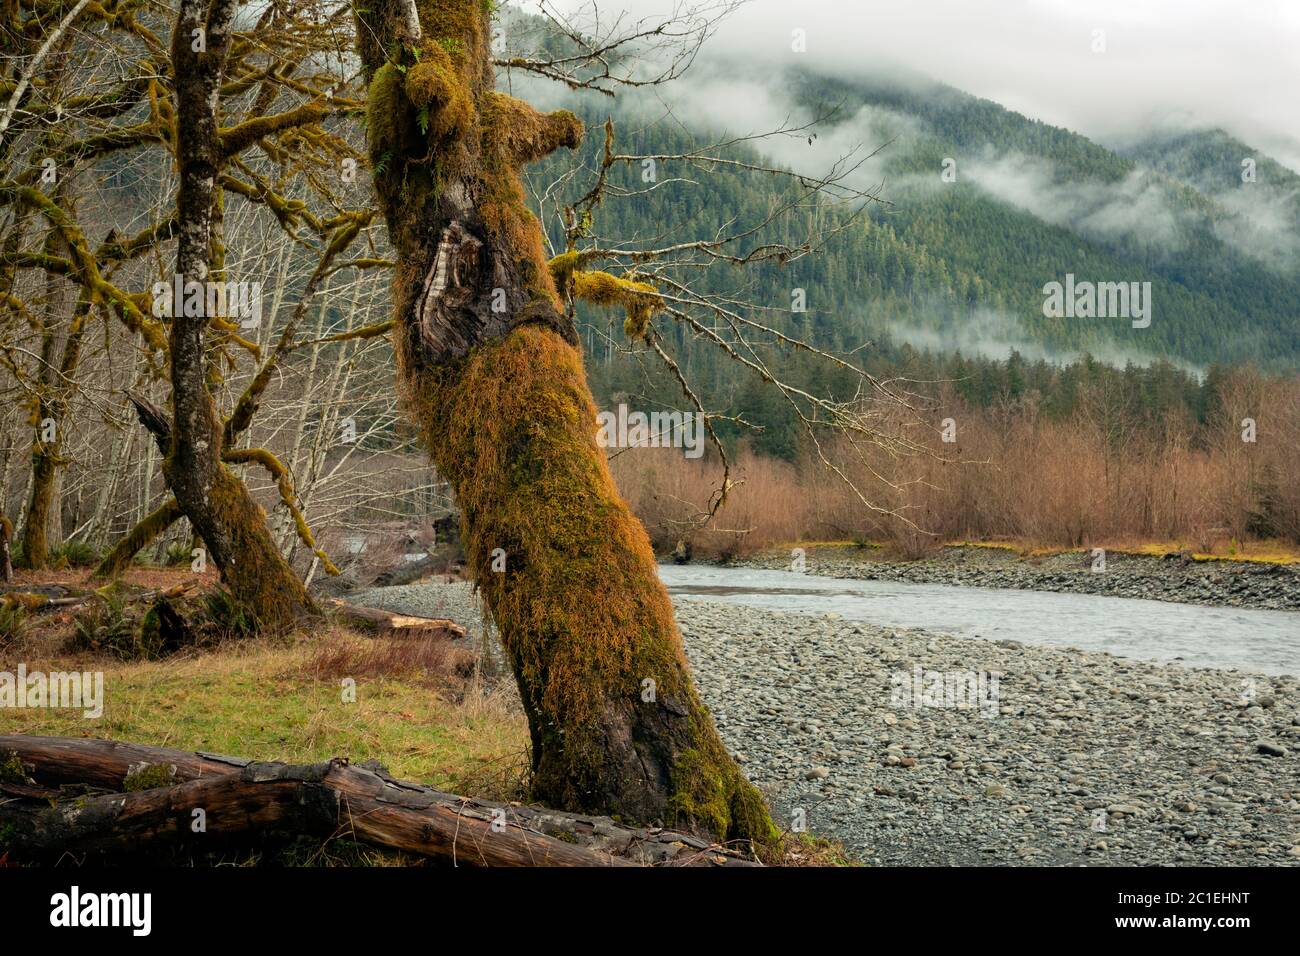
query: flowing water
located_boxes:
[658,564,1300,675]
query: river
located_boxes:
[658,564,1300,676]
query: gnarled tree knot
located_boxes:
[415,220,483,356]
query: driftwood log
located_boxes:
[329,600,467,641]
[0,736,758,866]
[371,553,442,588]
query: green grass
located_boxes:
[4,640,528,797]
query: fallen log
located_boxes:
[0,735,758,867]
[0,582,195,613]
[329,600,467,640]
[371,553,442,588]
[0,734,247,789]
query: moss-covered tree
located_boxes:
[1,0,364,608]
[165,0,315,627]
[351,0,775,845]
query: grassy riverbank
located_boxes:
[766,538,1300,565]
[0,568,853,866]
[0,569,531,800]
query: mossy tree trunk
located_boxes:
[167,0,314,627]
[19,412,56,568]
[20,318,58,570]
[17,217,86,570]
[15,39,77,570]
[351,0,775,845]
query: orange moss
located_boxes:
[415,0,491,71]
[364,0,772,846]
[481,92,582,164]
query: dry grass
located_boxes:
[773,833,862,867]
[308,629,477,688]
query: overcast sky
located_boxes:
[545,0,1300,171]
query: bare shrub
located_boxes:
[607,368,1300,557]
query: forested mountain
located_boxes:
[514,51,1299,456]
[1121,126,1300,210]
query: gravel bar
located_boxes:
[732,545,1300,611]
[345,580,1300,866]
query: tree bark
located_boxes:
[351,0,774,845]
[0,511,12,581]
[0,736,757,866]
[165,0,314,627]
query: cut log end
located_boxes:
[328,600,468,641]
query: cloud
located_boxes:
[519,6,1298,272]
[547,0,1300,174]
[959,153,1191,251]
[879,305,1202,373]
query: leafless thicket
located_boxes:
[612,368,1300,557]
[0,0,450,579]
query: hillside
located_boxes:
[524,59,1300,402]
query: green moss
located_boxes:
[416,0,488,65]
[122,763,177,792]
[547,251,581,285]
[0,752,28,785]
[93,498,182,580]
[404,325,777,846]
[405,46,471,139]
[366,0,775,849]
[668,741,780,847]
[199,467,315,630]
[366,62,409,174]
[137,604,166,659]
[414,329,688,755]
